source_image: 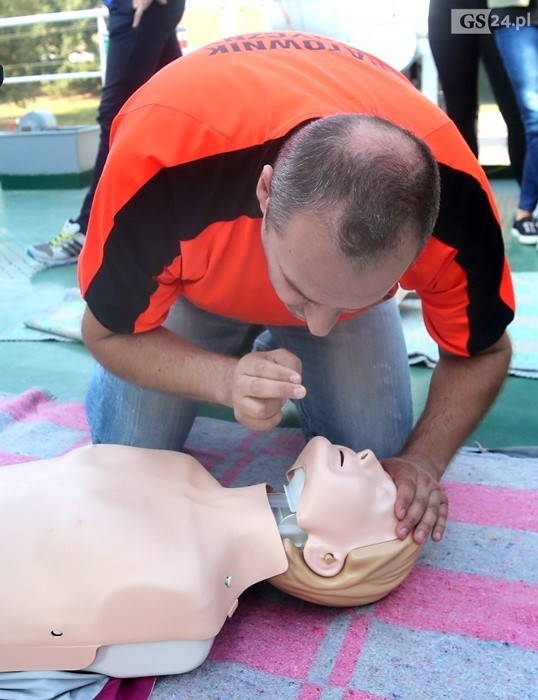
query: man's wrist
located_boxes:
[398,449,446,481]
[213,356,238,408]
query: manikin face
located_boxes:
[288,436,398,576]
[257,165,420,337]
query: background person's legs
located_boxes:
[428,0,481,155]
[495,25,538,242]
[27,0,185,266]
[480,32,526,184]
[77,0,185,230]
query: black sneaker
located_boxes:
[511,216,538,245]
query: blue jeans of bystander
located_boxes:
[495,25,538,212]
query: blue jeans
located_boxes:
[495,25,538,212]
[86,297,413,459]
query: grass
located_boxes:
[0,94,99,130]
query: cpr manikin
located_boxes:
[0,437,423,678]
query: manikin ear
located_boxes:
[256,164,273,216]
[303,539,346,577]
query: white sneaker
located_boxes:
[27,219,86,266]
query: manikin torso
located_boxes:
[0,438,400,677]
[0,445,287,676]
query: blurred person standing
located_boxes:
[493,1,538,246]
[428,0,526,182]
[28,0,185,266]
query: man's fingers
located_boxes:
[401,488,431,536]
[132,9,143,27]
[237,354,306,399]
[431,496,449,542]
[397,487,448,544]
[245,375,306,400]
[232,349,305,431]
[241,395,284,420]
[384,457,449,544]
[244,354,302,383]
[266,348,303,376]
[393,476,415,525]
[413,494,448,544]
[132,0,162,27]
[237,412,283,431]
[407,488,442,543]
[234,398,283,431]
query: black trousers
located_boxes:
[77,0,186,230]
[428,0,526,182]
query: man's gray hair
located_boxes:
[266,114,441,266]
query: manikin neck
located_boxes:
[268,469,307,547]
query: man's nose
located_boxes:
[304,306,340,337]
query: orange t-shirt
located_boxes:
[78,31,514,356]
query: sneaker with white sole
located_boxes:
[511,216,538,245]
[27,219,86,266]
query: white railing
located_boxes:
[0,8,109,85]
[0,3,438,101]
[0,3,260,88]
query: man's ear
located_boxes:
[256,164,273,215]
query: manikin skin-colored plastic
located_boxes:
[268,436,422,608]
[0,437,419,674]
[0,445,288,672]
[289,437,398,576]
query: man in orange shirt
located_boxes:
[79,32,514,547]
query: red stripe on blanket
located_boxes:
[0,452,34,466]
[375,567,538,649]
[210,596,334,679]
[444,482,538,531]
[0,389,88,431]
[298,685,324,700]
[329,615,371,686]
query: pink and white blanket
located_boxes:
[0,389,536,700]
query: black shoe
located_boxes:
[511,216,538,245]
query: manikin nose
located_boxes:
[304,306,340,337]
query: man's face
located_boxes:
[261,209,419,336]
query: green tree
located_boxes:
[0,0,103,104]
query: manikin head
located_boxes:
[269,436,424,606]
[257,114,440,337]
